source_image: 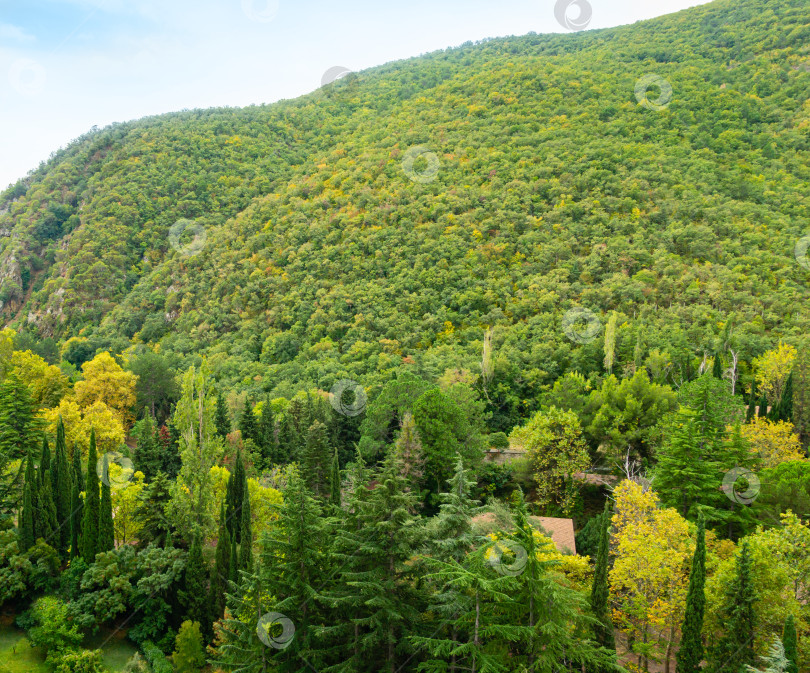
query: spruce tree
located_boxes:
[80,429,100,562]
[677,515,706,673]
[329,446,341,507]
[20,453,36,551]
[215,390,231,439]
[428,455,483,562]
[302,420,331,498]
[133,471,173,548]
[590,501,615,653]
[37,436,58,548]
[211,499,232,620]
[180,534,211,641]
[98,454,115,553]
[239,488,252,571]
[708,540,757,673]
[52,418,72,556]
[783,615,798,673]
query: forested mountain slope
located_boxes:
[1,0,808,428]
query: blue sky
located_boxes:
[0,0,711,190]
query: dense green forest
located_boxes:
[0,0,809,670]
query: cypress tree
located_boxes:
[757,390,769,418]
[783,614,798,673]
[37,436,58,548]
[80,429,100,562]
[238,398,258,446]
[257,396,277,466]
[52,418,72,556]
[746,379,757,422]
[239,488,252,572]
[215,390,231,439]
[70,443,84,559]
[329,446,341,507]
[180,534,211,641]
[231,450,246,542]
[19,453,35,551]
[708,540,757,673]
[98,454,115,553]
[211,499,232,620]
[712,352,723,379]
[229,532,238,584]
[676,515,706,673]
[590,501,615,652]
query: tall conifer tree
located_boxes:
[19,453,36,551]
[80,429,100,562]
[52,418,72,555]
[38,436,58,548]
[211,499,232,620]
[180,534,211,641]
[98,454,115,553]
[783,614,798,673]
[239,488,253,572]
[590,501,615,653]
[677,515,706,673]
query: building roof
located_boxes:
[533,517,577,555]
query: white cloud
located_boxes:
[0,23,36,43]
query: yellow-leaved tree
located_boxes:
[740,417,805,469]
[74,352,137,427]
[111,468,145,546]
[42,398,125,459]
[753,342,797,407]
[609,480,694,673]
[11,349,70,408]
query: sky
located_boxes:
[0,0,713,190]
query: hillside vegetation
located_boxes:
[1,0,808,430]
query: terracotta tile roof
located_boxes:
[532,516,577,555]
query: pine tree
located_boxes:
[302,420,331,498]
[677,515,706,673]
[783,615,798,673]
[215,390,231,439]
[211,499,232,621]
[20,453,36,551]
[329,446,341,507]
[80,429,100,562]
[52,418,72,556]
[98,454,115,553]
[239,488,252,572]
[37,436,58,548]
[591,501,615,653]
[180,535,211,640]
[708,540,757,673]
